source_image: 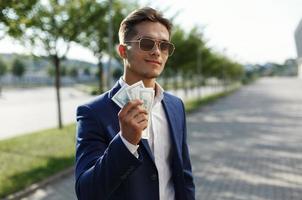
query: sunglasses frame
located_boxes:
[125,37,175,56]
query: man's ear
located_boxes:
[117,44,127,59]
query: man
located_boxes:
[75,7,195,200]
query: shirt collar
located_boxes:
[154,82,164,104]
[118,77,128,87]
[118,77,164,103]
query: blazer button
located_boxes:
[150,174,158,181]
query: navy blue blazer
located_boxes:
[75,82,195,200]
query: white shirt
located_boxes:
[117,78,175,200]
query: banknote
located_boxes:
[112,82,154,139]
[112,85,130,108]
[142,125,150,139]
[126,80,145,100]
[138,88,154,112]
[138,88,154,139]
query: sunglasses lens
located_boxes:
[140,38,155,51]
[160,42,174,55]
[160,42,169,51]
[138,38,175,56]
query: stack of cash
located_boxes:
[112,81,154,139]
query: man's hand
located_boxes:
[118,99,148,145]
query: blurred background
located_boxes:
[0,0,302,199]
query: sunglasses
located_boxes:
[125,38,175,56]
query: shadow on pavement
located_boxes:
[188,79,302,200]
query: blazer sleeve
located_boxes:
[180,101,196,200]
[75,105,143,200]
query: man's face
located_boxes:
[123,21,170,80]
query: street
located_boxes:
[0,87,92,140]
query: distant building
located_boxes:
[294,18,302,78]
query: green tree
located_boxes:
[76,0,133,93]
[61,65,67,77]
[224,60,244,81]
[5,0,105,129]
[47,65,66,77]
[166,26,187,90]
[68,67,78,79]
[0,0,38,39]
[11,59,25,78]
[0,58,7,77]
[47,66,55,77]
[112,67,123,81]
[161,67,173,90]
[83,67,90,76]
[167,26,208,91]
[183,27,206,91]
[0,58,7,95]
[166,24,244,90]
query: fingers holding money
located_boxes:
[127,105,148,120]
[133,112,148,124]
[132,112,149,132]
[112,81,154,139]
[118,100,148,145]
[120,99,146,117]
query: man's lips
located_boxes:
[145,59,162,65]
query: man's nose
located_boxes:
[150,42,161,56]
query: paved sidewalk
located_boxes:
[20,171,75,200]
[9,77,302,199]
[189,77,302,199]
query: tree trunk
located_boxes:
[163,75,168,90]
[182,73,188,97]
[53,55,63,129]
[0,78,2,97]
[198,75,202,98]
[98,58,104,94]
[173,71,178,90]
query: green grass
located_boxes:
[75,83,100,95]
[184,87,239,113]
[0,124,76,198]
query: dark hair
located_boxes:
[119,7,172,43]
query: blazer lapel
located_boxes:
[108,81,122,99]
[140,139,155,162]
[105,82,122,139]
[162,94,182,162]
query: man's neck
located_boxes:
[123,75,156,89]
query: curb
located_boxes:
[3,167,74,200]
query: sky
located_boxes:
[0,0,302,65]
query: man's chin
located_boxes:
[144,73,160,79]
[143,70,163,79]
